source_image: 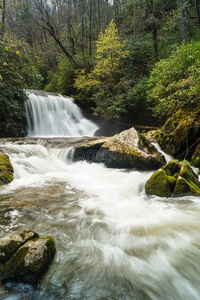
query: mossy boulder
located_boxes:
[145,160,200,197]
[145,169,172,197]
[0,151,14,185]
[0,229,39,264]
[74,127,166,170]
[146,109,200,164]
[0,230,56,286]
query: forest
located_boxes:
[0,0,200,130]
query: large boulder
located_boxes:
[0,229,39,264]
[0,230,56,285]
[0,151,13,185]
[74,127,166,170]
[145,160,200,197]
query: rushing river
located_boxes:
[0,91,200,299]
[0,138,200,300]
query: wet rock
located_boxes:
[0,151,14,185]
[145,160,200,197]
[146,110,200,164]
[73,137,110,162]
[96,128,166,169]
[74,127,166,170]
[0,230,39,264]
[0,236,56,285]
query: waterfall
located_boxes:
[25,90,98,137]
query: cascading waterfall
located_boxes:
[25,90,98,137]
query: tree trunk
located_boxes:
[152,26,158,61]
[195,0,200,29]
[89,0,92,57]
[1,0,5,37]
[177,0,187,41]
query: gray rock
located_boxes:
[0,229,39,264]
[0,236,56,285]
[74,127,166,170]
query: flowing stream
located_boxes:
[0,92,200,299]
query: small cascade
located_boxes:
[25,90,98,137]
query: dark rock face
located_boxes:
[74,127,166,170]
[0,230,56,286]
[0,151,14,185]
[191,143,200,168]
[145,111,200,167]
[145,160,200,197]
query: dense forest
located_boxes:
[0,0,200,131]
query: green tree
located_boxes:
[147,41,200,120]
[74,19,129,117]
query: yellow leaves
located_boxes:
[16,50,20,55]
[75,20,129,93]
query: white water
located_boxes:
[0,138,200,300]
[25,91,98,137]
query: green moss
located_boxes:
[179,165,200,188]
[145,169,171,197]
[162,160,181,176]
[0,237,56,285]
[191,144,200,168]
[174,177,200,196]
[168,176,177,192]
[0,246,30,283]
[0,153,14,185]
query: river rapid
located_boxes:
[0,137,200,300]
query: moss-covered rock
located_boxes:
[0,229,39,264]
[0,151,14,185]
[0,236,56,285]
[145,160,200,197]
[146,109,200,164]
[174,176,200,196]
[145,169,171,197]
[74,127,166,170]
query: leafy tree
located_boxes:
[147,41,200,120]
[74,19,129,117]
[0,34,43,135]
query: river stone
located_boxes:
[0,229,39,264]
[96,127,166,169]
[0,237,56,285]
[145,160,200,197]
[0,151,13,185]
[145,169,172,197]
